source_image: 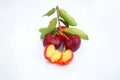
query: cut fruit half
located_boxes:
[57,50,73,65]
[44,44,62,63]
[44,44,73,65]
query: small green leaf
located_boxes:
[48,17,57,29]
[59,9,77,26]
[40,31,49,39]
[39,18,57,39]
[40,33,45,39]
[39,28,47,33]
[39,27,56,39]
[43,8,55,17]
[64,28,89,40]
[39,28,49,39]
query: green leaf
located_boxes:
[48,17,57,29]
[39,18,57,39]
[59,9,77,26]
[64,28,89,40]
[40,31,49,39]
[39,27,56,39]
[39,28,49,39]
[40,33,45,39]
[39,28,47,33]
[43,8,55,17]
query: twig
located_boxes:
[56,6,61,29]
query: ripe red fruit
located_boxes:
[57,26,67,31]
[43,33,62,48]
[64,35,81,52]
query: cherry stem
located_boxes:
[56,6,61,30]
[53,31,58,38]
[56,6,69,40]
[61,32,69,40]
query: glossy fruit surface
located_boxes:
[64,35,81,52]
[57,26,67,31]
[43,33,62,48]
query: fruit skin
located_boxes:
[57,26,67,31]
[59,9,77,26]
[43,33,62,48]
[44,44,73,65]
[64,35,81,52]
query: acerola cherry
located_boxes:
[64,35,81,52]
[57,26,67,31]
[43,33,62,48]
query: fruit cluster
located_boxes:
[39,6,89,65]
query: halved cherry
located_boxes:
[44,44,73,65]
[44,44,62,63]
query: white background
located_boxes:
[0,0,120,80]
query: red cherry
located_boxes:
[57,26,67,31]
[64,35,81,52]
[43,33,62,48]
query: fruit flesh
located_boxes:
[44,44,62,63]
[45,44,55,58]
[57,50,73,65]
[50,50,62,62]
[44,44,73,65]
[61,50,72,61]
